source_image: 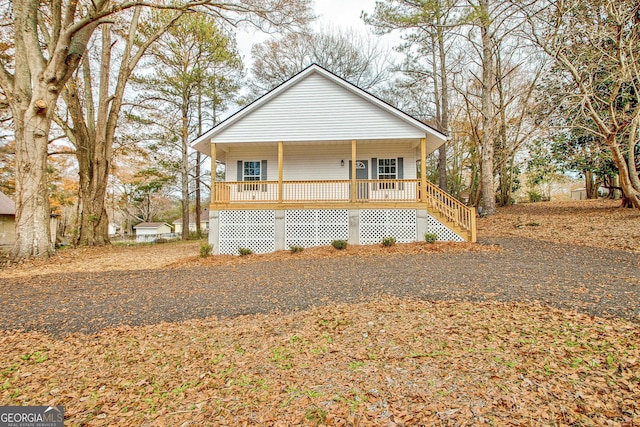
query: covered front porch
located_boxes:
[208,138,476,243]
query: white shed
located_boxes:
[133,222,172,243]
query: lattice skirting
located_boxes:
[215,208,465,254]
[219,210,275,254]
[425,213,465,242]
[359,209,417,245]
[285,210,349,248]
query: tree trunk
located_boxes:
[609,136,640,208]
[479,0,496,215]
[75,136,110,246]
[195,92,202,237]
[9,0,99,259]
[11,89,55,258]
[584,170,596,199]
[181,108,190,240]
[74,25,113,246]
[437,26,449,193]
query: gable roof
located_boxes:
[192,64,447,155]
[0,191,15,215]
[133,222,170,229]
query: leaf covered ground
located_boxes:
[1,299,638,426]
[0,199,639,425]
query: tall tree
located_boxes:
[134,13,243,240]
[0,0,312,259]
[364,0,461,192]
[527,0,640,208]
[56,8,184,247]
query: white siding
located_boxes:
[225,142,417,182]
[213,73,425,143]
[136,225,171,236]
[0,214,16,248]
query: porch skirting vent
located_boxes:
[218,210,276,255]
[285,209,349,248]
[359,209,417,245]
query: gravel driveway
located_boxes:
[1,237,638,337]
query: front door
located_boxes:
[349,160,369,199]
[356,160,369,199]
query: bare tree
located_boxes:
[249,27,390,96]
[55,8,185,247]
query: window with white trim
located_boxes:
[243,161,261,181]
[378,158,397,189]
[243,161,261,190]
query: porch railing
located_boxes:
[212,179,475,240]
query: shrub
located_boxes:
[527,190,542,203]
[381,237,396,247]
[200,243,213,258]
[155,238,168,244]
[424,233,438,244]
[331,239,348,250]
[238,247,253,256]
[289,245,304,253]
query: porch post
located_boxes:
[278,141,284,203]
[211,142,217,203]
[351,139,357,202]
[420,138,427,203]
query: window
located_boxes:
[378,158,397,189]
[243,161,261,190]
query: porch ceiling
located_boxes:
[204,136,444,161]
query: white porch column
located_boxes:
[278,141,283,203]
[211,142,217,202]
[350,140,357,202]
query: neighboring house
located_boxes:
[173,208,210,235]
[191,64,476,255]
[0,191,61,249]
[0,191,16,250]
[133,222,173,243]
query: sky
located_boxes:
[235,0,401,69]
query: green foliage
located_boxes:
[528,190,543,203]
[424,233,438,244]
[289,245,304,253]
[381,237,396,247]
[331,240,348,250]
[200,243,213,258]
[238,247,253,256]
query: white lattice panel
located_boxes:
[359,209,417,245]
[285,210,349,248]
[219,210,275,254]
[425,213,465,242]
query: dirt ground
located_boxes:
[1,199,637,279]
[478,199,640,253]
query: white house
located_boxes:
[173,208,210,235]
[192,64,476,255]
[133,222,173,243]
